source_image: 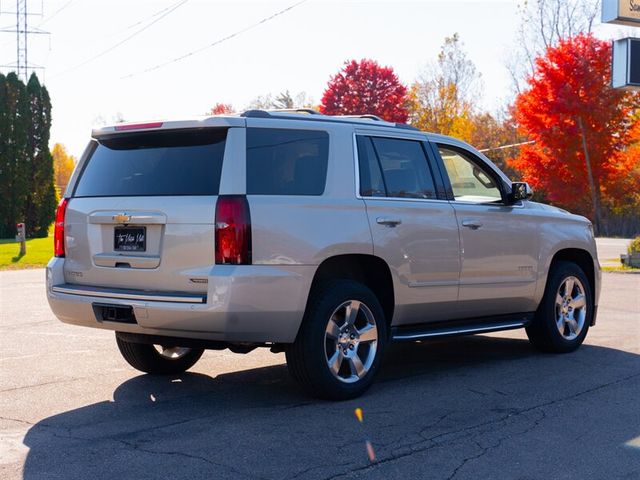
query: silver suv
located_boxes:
[47,110,601,399]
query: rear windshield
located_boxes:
[74,128,227,197]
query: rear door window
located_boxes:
[357,137,386,197]
[358,136,437,199]
[246,128,329,195]
[74,129,227,197]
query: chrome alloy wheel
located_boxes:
[555,276,587,341]
[324,300,378,384]
[154,345,192,360]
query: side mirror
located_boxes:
[510,182,533,203]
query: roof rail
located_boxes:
[340,114,419,130]
[240,109,271,118]
[340,114,384,121]
[240,109,319,118]
[239,109,420,131]
[269,108,320,115]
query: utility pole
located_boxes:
[0,0,49,82]
[16,0,27,81]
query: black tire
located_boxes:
[526,261,593,353]
[115,333,204,374]
[286,279,388,400]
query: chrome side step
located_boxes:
[391,314,533,342]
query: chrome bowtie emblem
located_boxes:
[113,214,131,223]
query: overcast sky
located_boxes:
[0,0,630,157]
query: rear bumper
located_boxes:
[46,258,314,343]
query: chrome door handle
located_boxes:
[462,219,482,230]
[377,217,402,227]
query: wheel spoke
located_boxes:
[556,293,564,307]
[327,350,344,375]
[159,346,190,359]
[344,301,361,326]
[570,294,586,309]
[348,354,365,378]
[564,278,575,297]
[326,318,341,339]
[162,347,174,358]
[358,324,377,343]
[556,315,566,333]
[567,318,579,335]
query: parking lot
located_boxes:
[1,251,639,479]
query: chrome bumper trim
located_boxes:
[51,284,206,304]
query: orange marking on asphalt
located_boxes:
[355,408,363,422]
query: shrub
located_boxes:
[628,236,640,255]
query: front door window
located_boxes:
[438,147,502,203]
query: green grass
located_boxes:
[4,236,637,273]
[602,264,640,273]
[0,236,53,270]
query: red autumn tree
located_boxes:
[320,59,409,123]
[510,33,639,231]
[209,103,234,115]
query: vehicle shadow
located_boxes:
[21,335,640,480]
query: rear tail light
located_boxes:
[215,195,252,265]
[54,198,69,257]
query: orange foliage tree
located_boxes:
[320,59,408,123]
[51,143,75,196]
[510,34,639,231]
[408,33,480,142]
[209,103,234,115]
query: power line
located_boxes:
[479,140,535,153]
[50,0,189,79]
[38,0,76,27]
[121,0,309,80]
[40,2,187,57]
[120,1,186,33]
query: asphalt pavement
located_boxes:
[1,244,639,479]
[596,238,632,266]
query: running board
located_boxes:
[391,313,534,342]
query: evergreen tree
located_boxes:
[0,74,7,237]
[0,73,29,238]
[37,80,57,236]
[24,73,56,237]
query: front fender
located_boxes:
[534,222,599,308]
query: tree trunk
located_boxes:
[577,117,601,234]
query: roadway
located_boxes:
[1,241,638,479]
